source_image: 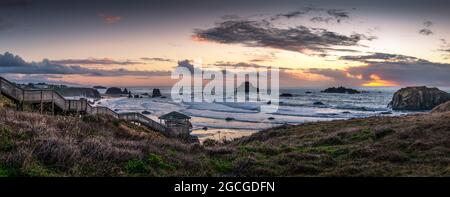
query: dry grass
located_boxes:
[1,98,449,177]
[0,106,216,177]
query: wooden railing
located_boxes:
[119,112,166,132]
[0,76,166,133]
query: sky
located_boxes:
[1,0,450,87]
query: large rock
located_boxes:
[431,101,450,113]
[55,87,101,99]
[105,87,124,95]
[152,89,162,97]
[390,86,450,110]
[321,87,360,94]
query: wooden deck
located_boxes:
[0,76,166,133]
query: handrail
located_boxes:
[1,76,167,133]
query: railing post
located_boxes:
[40,90,43,114]
[0,79,3,107]
[0,78,3,107]
[52,91,55,115]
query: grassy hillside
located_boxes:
[0,101,449,176]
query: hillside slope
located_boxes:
[1,103,449,176]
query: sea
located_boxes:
[91,87,430,141]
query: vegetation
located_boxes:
[0,98,449,176]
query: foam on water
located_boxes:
[93,87,408,140]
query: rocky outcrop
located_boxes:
[93,86,107,89]
[55,87,101,98]
[105,87,124,95]
[152,89,162,97]
[390,86,450,110]
[431,101,450,113]
[322,87,360,94]
[280,93,294,97]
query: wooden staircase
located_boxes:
[0,76,166,133]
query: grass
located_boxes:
[0,101,449,177]
[0,128,14,152]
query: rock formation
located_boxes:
[389,86,450,110]
[105,87,124,95]
[152,89,162,97]
[55,87,101,98]
[321,87,360,94]
[431,101,450,113]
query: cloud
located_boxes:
[419,28,433,36]
[271,10,306,20]
[424,21,433,28]
[0,52,170,76]
[340,52,429,63]
[214,62,273,69]
[272,7,351,23]
[308,52,450,86]
[141,57,174,62]
[177,60,195,73]
[193,20,371,55]
[419,21,433,36]
[327,9,350,23]
[1,74,81,86]
[439,39,450,59]
[98,13,121,24]
[51,58,143,65]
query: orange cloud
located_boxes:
[362,74,398,87]
[98,13,121,24]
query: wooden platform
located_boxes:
[0,76,166,133]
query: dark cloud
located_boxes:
[141,57,174,62]
[310,52,450,86]
[419,28,433,36]
[310,16,333,23]
[272,7,351,23]
[418,21,434,36]
[340,52,429,63]
[177,60,195,73]
[327,9,350,23]
[0,52,170,76]
[271,10,306,20]
[214,62,272,69]
[1,74,81,86]
[346,61,450,86]
[304,68,361,86]
[439,39,450,59]
[51,58,143,65]
[193,20,371,55]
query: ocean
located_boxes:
[94,87,416,141]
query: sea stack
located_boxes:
[390,86,450,110]
[152,89,162,97]
[321,87,360,94]
[105,87,124,95]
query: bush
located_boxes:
[125,159,148,174]
[0,128,14,152]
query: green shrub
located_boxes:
[125,159,148,174]
[147,153,174,170]
[23,163,55,177]
[210,158,232,173]
[0,167,11,177]
[349,129,374,141]
[0,128,14,152]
